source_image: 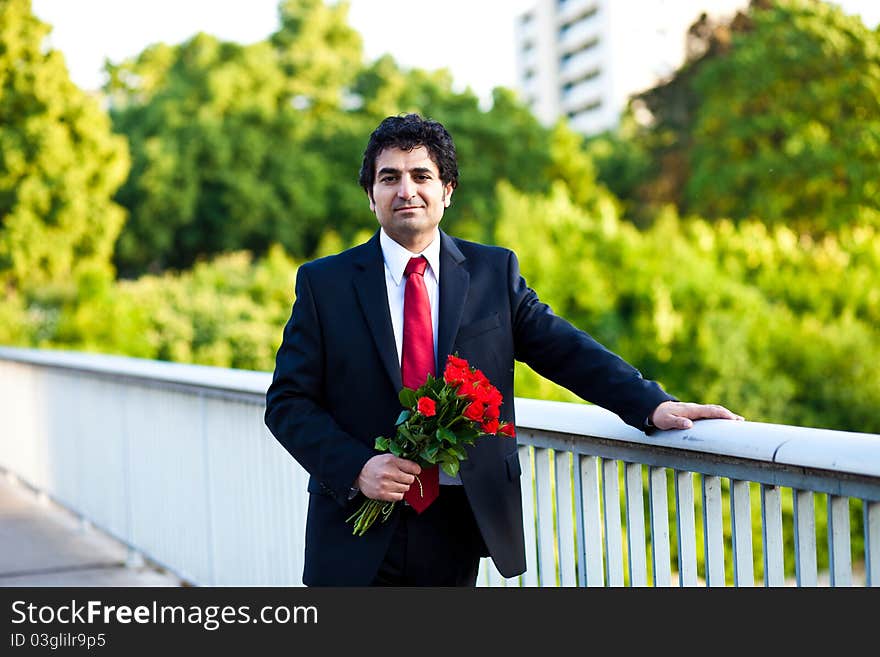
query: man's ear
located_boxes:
[443,183,454,207]
[368,190,376,212]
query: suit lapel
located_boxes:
[352,232,402,392]
[437,231,469,373]
[352,230,469,392]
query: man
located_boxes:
[265,113,742,586]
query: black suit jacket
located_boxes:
[264,230,674,585]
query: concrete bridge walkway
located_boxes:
[0,474,182,587]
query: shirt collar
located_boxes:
[379,228,441,286]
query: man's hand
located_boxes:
[356,454,422,502]
[650,401,744,431]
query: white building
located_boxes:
[516,0,747,135]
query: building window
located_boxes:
[566,98,602,118]
[559,37,600,67]
[558,4,599,33]
[562,68,600,91]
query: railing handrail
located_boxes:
[2,345,879,479]
[515,397,880,479]
[0,346,269,398]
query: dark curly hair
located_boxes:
[358,113,459,195]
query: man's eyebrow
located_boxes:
[376,166,434,176]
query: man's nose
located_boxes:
[397,177,416,199]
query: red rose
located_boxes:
[468,382,488,404]
[481,418,500,434]
[472,368,489,385]
[484,403,500,420]
[458,382,475,403]
[446,355,469,370]
[498,422,516,438]
[417,396,436,417]
[463,401,484,422]
[444,362,469,387]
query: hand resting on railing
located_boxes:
[650,400,744,431]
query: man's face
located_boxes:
[369,146,454,251]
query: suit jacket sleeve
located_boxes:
[506,250,675,430]
[264,264,375,506]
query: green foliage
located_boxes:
[49,245,299,371]
[583,113,654,226]
[271,0,363,115]
[686,0,880,230]
[106,1,558,276]
[606,0,880,232]
[106,33,333,275]
[0,0,129,296]
[494,183,880,435]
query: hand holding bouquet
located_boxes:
[346,355,515,536]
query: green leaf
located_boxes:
[374,436,390,451]
[399,388,418,408]
[436,426,457,444]
[441,460,459,477]
[395,410,411,426]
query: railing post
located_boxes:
[761,484,785,587]
[579,455,604,587]
[675,470,698,586]
[793,489,817,587]
[866,501,880,587]
[602,458,624,586]
[730,479,754,587]
[624,462,647,587]
[827,495,852,587]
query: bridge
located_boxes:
[1,346,878,587]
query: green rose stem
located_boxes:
[345,475,424,536]
[346,498,395,535]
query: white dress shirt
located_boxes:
[379,228,461,486]
[379,228,440,367]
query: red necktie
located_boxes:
[401,256,439,513]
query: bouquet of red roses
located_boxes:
[346,354,516,536]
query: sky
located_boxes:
[30,0,880,105]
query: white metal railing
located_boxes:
[1,347,878,587]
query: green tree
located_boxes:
[271,0,363,116]
[686,0,880,230]
[583,112,654,227]
[107,34,330,275]
[108,0,563,275]
[619,0,880,231]
[107,0,366,275]
[493,182,880,434]
[0,0,129,298]
[54,245,301,371]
